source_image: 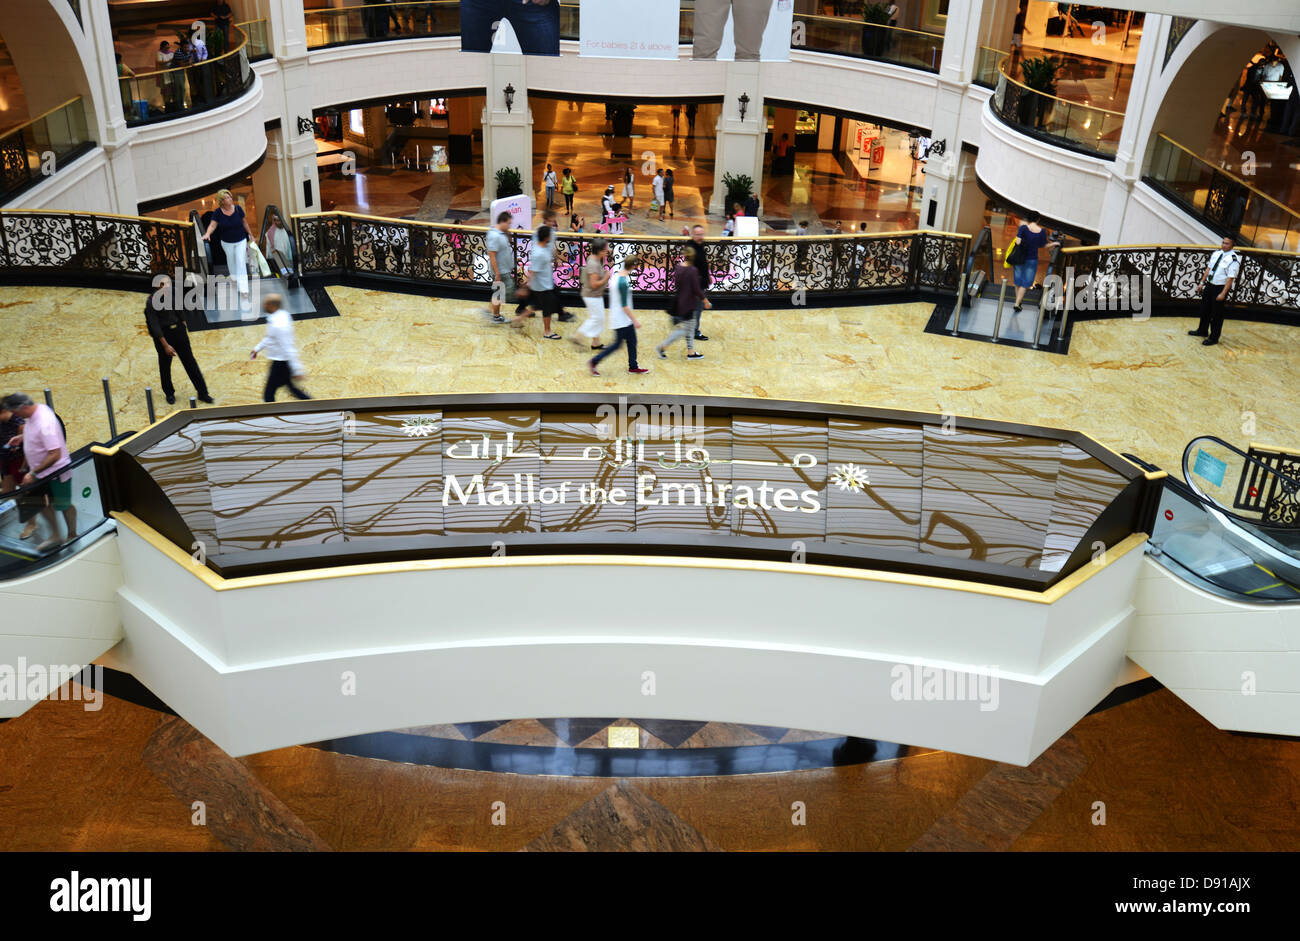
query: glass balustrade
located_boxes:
[118,25,254,126]
[1146,134,1299,253]
[991,64,1123,157]
[0,98,93,205]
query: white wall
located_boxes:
[105,521,1147,763]
[306,36,488,111]
[975,101,1111,232]
[6,149,116,213]
[1129,558,1300,736]
[0,534,123,718]
[128,75,268,207]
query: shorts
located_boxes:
[1012,259,1039,289]
[528,288,559,317]
[27,475,72,511]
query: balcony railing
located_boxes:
[0,97,94,205]
[1145,134,1299,254]
[304,1,460,48]
[991,58,1123,158]
[974,46,1003,88]
[0,210,198,285]
[291,211,969,300]
[1060,244,1300,322]
[796,13,942,71]
[119,24,254,126]
[302,1,943,71]
[238,18,272,61]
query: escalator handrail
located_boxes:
[1181,434,1300,533]
[964,225,991,280]
[261,203,301,283]
[188,210,211,280]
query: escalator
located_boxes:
[189,203,318,326]
[1135,437,1300,604]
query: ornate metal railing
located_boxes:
[291,211,969,299]
[1146,134,1299,254]
[0,97,94,205]
[991,58,1123,158]
[1060,244,1300,320]
[119,24,254,126]
[0,210,198,285]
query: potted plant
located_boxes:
[495,166,523,200]
[610,103,637,137]
[860,2,892,57]
[1019,56,1059,129]
[721,171,753,214]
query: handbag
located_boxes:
[1004,237,1025,267]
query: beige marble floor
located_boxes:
[2,283,1295,473]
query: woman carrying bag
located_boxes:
[1003,211,1061,312]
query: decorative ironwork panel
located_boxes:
[0,131,29,196]
[289,214,973,302]
[2,213,76,268]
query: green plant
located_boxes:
[1020,56,1059,96]
[494,166,523,198]
[721,172,754,213]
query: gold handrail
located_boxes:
[0,96,83,140]
[996,55,1125,119]
[126,24,249,82]
[291,210,970,242]
[0,207,190,226]
[1153,132,1300,224]
[306,0,458,14]
[798,12,945,41]
[1061,242,1299,260]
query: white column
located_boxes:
[480,54,533,210]
[256,0,321,215]
[708,60,764,217]
[83,0,138,213]
[919,0,987,232]
[1097,13,1166,244]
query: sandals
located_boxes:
[687,352,704,359]
[543,333,562,340]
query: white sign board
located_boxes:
[580,0,680,59]
[734,215,760,238]
[491,193,533,232]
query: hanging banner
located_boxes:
[580,0,680,59]
[693,0,793,62]
[461,0,561,56]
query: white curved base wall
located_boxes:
[1129,557,1300,736]
[100,522,1148,763]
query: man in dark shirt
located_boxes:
[147,276,213,405]
[683,224,711,340]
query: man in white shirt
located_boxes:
[251,294,311,400]
[652,170,665,221]
[1190,236,1241,346]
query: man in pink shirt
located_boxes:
[3,393,75,552]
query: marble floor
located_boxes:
[3,677,1300,850]
[2,283,1297,479]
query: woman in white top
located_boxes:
[543,164,558,210]
[621,166,635,208]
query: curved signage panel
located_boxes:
[100,395,1154,589]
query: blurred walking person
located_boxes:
[656,245,709,360]
[589,256,648,375]
[251,294,311,400]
